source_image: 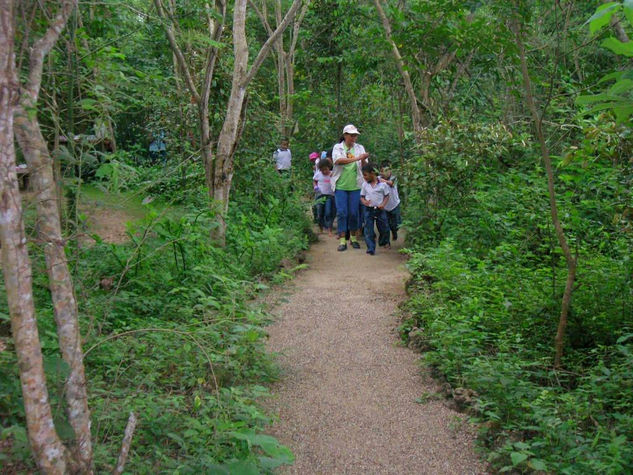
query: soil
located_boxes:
[266,232,488,474]
[78,199,136,244]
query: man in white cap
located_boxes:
[330,124,370,251]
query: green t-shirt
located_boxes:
[336,145,360,191]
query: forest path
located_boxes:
[266,232,487,474]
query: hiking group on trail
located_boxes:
[274,124,402,255]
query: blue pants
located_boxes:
[363,206,389,253]
[385,204,402,243]
[335,189,361,234]
[315,194,335,230]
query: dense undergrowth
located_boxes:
[0,160,312,472]
[401,119,633,473]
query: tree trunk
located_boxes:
[373,0,423,139]
[513,13,577,369]
[209,0,303,244]
[14,105,93,473]
[0,2,70,472]
[14,0,93,469]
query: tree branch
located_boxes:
[243,0,303,86]
[112,412,137,475]
[24,0,78,102]
[153,0,201,104]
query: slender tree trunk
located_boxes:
[513,15,577,369]
[373,0,423,139]
[14,0,93,469]
[0,2,70,472]
[14,105,94,473]
[210,0,303,244]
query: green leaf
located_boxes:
[223,460,259,475]
[602,37,633,57]
[624,0,633,25]
[616,333,633,344]
[576,93,614,106]
[529,458,548,471]
[608,78,633,94]
[598,71,625,84]
[510,452,528,466]
[613,104,633,122]
[587,3,620,34]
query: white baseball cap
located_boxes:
[342,124,360,135]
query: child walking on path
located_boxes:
[379,164,402,244]
[360,164,390,255]
[313,159,335,235]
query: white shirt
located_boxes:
[313,171,334,196]
[361,181,390,207]
[380,176,401,211]
[274,148,292,170]
[330,142,366,190]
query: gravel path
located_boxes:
[266,233,488,474]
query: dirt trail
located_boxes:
[266,233,487,474]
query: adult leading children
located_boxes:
[331,124,370,251]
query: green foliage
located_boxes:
[402,115,633,472]
[578,2,633,123]
[1,184,310,471]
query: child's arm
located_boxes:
[360,194,371,207]
[377,188,390,209]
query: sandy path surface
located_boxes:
[266,233,487,474]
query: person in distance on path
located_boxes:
[331,124,370,251]
[273,138,292,176]
[360,164,390,255]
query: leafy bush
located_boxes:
[402,117,633,472]
[1,187,310,471]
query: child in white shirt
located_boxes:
[313,159,335,235]
[360,164,390,255]
[379,163,402,243]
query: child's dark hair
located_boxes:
[380,162,391,170]
[362,163,376,174]
[318,158,333,170]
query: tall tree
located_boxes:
[0,1,72,472]
[156,0,304,243]
[250,0,312,137]
[372,0,423,137]
[511,5,577,369]
[13,1,94,470]
[153,0,227,207]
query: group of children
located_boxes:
[312,154,401,255]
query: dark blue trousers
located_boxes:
[363,206,389,253]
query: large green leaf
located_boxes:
[587,2,621,34]
[608,78,633,94]
[624,0,633,25]
[602,37,633,57]
[576,93,615,105]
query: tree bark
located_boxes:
[210,0,303,244]
[154,0,226,212]
[14,0,94,470]
[15,106,94,473]
[0,2,70,472]
[512,13,577,369]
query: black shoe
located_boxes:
[392,230,398,241]
[350,241,360,249]
[366,250,375,255]
[337,244,347,251]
